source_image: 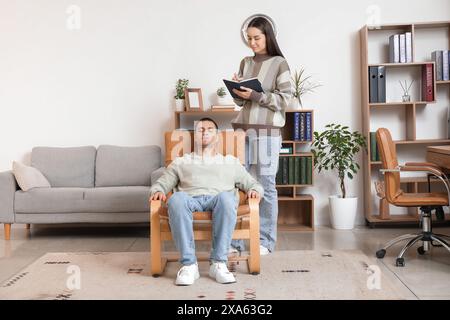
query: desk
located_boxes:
[426,145,450,170]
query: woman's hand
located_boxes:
[232,73,243,82]
[232,86,253,100]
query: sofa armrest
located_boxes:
[0,171,18,223]
[151,167,166,185]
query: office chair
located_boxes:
[375,128,450,267]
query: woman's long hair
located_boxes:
[247,17,284,58]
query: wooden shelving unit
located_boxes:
[173,109,315,231]
[360,21,450,227]
[276,110,315,231]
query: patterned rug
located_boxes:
[0,250,405,300]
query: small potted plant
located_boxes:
[174,79,189,111]
[216,86,235,107]
[290,68,321,110]
[311,124,367,229]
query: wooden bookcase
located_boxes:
[173,109,315,231]
[277,110,315,231]
[360,21,450,226]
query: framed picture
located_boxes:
[184,88,204,112]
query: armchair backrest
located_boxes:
[164,130,246,166]
[376,128,402,202]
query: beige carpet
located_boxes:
[0,250,405,300]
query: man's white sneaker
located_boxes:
[260,245,270,255]
[209,262,236,284]
[175,263,200,286]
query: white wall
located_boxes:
[1,0,450,225]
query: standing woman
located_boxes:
[231,17,293,255]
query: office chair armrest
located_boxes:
[404,162,447,176]
[398,165,443,177]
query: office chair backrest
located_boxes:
[164,130,246,166]
[376,128,402,203]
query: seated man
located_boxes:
[150,118,263,286]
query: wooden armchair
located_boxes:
[150,130,261,276]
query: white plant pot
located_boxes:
[329,195,358,230]
[217,96,232,106]
[287,97,302,111]
[174,99,185,112]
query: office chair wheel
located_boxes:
[152,274,160,278]
[396,257,405,267]
[376,249,386,259]
[417,246,426,255]
[251,272,260,276]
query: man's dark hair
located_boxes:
[194,117,219,131]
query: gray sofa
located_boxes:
[0,145,166,239]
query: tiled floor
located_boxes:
[0,224,449,299]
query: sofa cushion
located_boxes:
[12,161,51,191]
[95,145,161,187]
[83,187,150,212]
[14,186,150,214]
[31,146,96,187]
[15,188,86,213]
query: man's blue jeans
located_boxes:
[167,190,238,266]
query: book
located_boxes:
[443,50,449,81]
[389,34,400,63]
[294,112,300,140]
[288,157,295,185]
[300,157,307,185]
[432,51,443,81]
[306,157,312,185]
[300,113,305,141]
[405,32,413,63]
[399,34,406,63]
[276,158,283,185]
[306,112,312,141]
[294,157,300,185]
[369,66,379,103]
[280,146,293,154]
[422,63,434,102]
[377,66,386,103]
[282,157,289,185]
[223,77,263,99]
[370,132,377,162]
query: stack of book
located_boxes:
[369,132,381,162]
[422,63,434,102]
[432,50,450,81]
[210,105,236,111]
[389,32,413,63]
[293,112,312,141]
[276,156,313,185]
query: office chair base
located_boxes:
[376,209,450,267]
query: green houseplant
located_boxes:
[311,123,367,229]
[174,79,189,111]
[290,68,321,110]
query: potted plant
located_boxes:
[290,68,321,110]
[216,87,229,105]
[174,78,189,111]
[311,123,367,229]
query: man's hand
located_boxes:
[151,192,166,202]
[247,190,260,199]
[232,73,243,82]
[232,86,253,100]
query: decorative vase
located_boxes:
[402,94,411,102]
[328,195,358,230]
[287,97,302,111]
[174,99,185,112]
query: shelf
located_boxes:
[400,177,443,184]
[437,80,450,85]
[279,153,313,157]
[368,62,435,68]
[394,139,450,145]
[285,109,314,113]
[366,213,450,226]
[276,184,313,187]
[370,161,382,165]
[175,110,238,114]
[369,101,434,107]
[283,140,313,144]
[278,194,314,201]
